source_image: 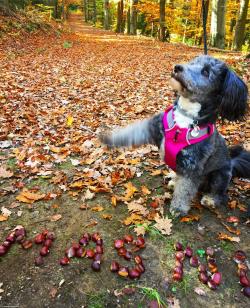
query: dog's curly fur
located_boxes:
[100,55,249,216]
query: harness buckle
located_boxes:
[191,121,200,138]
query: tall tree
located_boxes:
[116,0,124,33]
[0,0,10,15]
[232,0,249,50]
[127,7,131,34]
[83,0,88,22]
[159,0,166,41]
[104,0,109,29]
[130,0,138,35]
[210,0,227,49]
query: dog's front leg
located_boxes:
[169,175,200,216]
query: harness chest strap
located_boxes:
[162,106,215,171]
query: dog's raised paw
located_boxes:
[201,195,216,208]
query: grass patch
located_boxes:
[138,286,167,307]
[7,157,17,171]
[219,241,235,255]
[63,41,73,48]
[173,273,193,294]
[87,292,106,308]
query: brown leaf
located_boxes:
[127,200,149,216]
[102,214,112,220]
[134,224,147,236]
[123,213,144,226]
[91,205,104,212]
[49,287,58,298]
[16,189,45,203]
[217,232,240,242]
[180,215,200,222]
[50,214,62,222]
[221,222,241,235]
[0,166,13,178]
[0,215,8,222]
[111,195,117,207]
[154,215,172,235]
[123,182,138,201]
[141,185,151,195]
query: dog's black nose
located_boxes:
[174,65,183,73]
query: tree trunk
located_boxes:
[83,0,88,22]
[93,0,97,24]
[104,0,110,30]
[159,0,166,41]
[127,8,131,34]
[116,1,124,33]
[130,0,138,35]
[210,0,227,49]
[232,0,249,50]
[62,0,67,20]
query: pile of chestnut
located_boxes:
[59,232,104,271]
[110,235,145,279]
[34,230,56,266]
[0,226,26,256]
[233,250,250,297]
[173,243,222,290]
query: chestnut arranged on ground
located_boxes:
[111,235,145,280]
[0,226,26,257]
[173,242,222,290]
[59,232,104,272]
[34,230,55,266]
[233,250,250,297]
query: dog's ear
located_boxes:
[219,69,248,121]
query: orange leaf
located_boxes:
[180,215,200,222]
[0,215,8,222]
[141,185,151,195]
[217,232,240,242]
[123,213,144,226]
[16,189,45,203]
[102,214,112,220]
[91,206,104,212]
[111,195,117,207]
[221,223,241,235]
[123,182,138,201]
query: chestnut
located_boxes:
[35,256,44,266]
[44,239,53,248]
[75,247,85,258]
[95,245,103,254]
[190,256,199,267]
[174,266,183,275]
[6,234,15,243]
[118,267,129,277]
[96,238,103,246]
[110,261,120,272]
[124,234,133,243]
[135,263,145,273]
[118,247,127,256]
[94,253,102,262]
[2,241,12,250]
[242,286,250,297]
[124,250,132,261]
[173,272,183,282]
[86,249,95,259]
[184,246,193,258]
[128,268,141,279]
[0,245,7,256]
[15,228,25,238]
[82,232,91,241]
[46,232,55,241]
[135,237,145,248]
[211,272,222,285]
[35,233,45,244]
[206,247,214,257]
[175,251,185,262]
[134,255,143,264]
[42,229,49,237]
[60,257,70,266]
[72,243,81,251]
[92,233,101,243]
[114,239,124,249]
[174,242,183,251]
[207,279,217,290]
[91,260,101,271]
[198,272,209,284]
[239,275,250,287]
[16,235,25,243]
[79,237,89,246]
[175,260,183,268]
[40,246,49,256]
[198,264,207,273]
[233,250,246,264]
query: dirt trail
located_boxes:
[0,14,249,308]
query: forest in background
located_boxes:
[0,1,249,51]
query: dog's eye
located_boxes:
[201,67,210,77]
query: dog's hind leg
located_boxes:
[169,176,202,216]
[201,166,232,208]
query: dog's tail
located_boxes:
[229,145,250,178]
[100,114,163,148]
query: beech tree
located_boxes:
[159,0,166,41]
[104,0,109,29]
[232,0,249,50]
[210,0,227,49]
[130,0,138,35]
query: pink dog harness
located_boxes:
[162,106,215,171]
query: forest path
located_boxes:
[0,17,249,308]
